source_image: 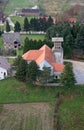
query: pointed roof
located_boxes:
[22,44,64,72]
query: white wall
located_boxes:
[0,67,7,80]
[54,71,62,79]
[39,60,54,75]
[54,50,63,64]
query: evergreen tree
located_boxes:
[15,57,27,82]
[23,17,30,32]
[14,21,21,32]
[47,16,53,29]
[23,37,30,53]
[60,62,76,86]
[38,66,52,85]
[26,61,39,83]
[6,20,10,32]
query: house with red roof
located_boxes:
[22,37,64,79]
[68,17,77,23]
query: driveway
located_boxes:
[64,60,84,84]
[6,17,14,27]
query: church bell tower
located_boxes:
[52,37,63,64]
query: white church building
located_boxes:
[22,37,64,79]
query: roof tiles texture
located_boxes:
[22,44,64,72]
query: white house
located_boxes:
[22,37,64,79]
[0,56,11,80]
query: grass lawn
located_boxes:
[59,97,84,130]
[0,78,84,129]
[11,16,37,24]
[4,0,38,15]
[11,16,38,30]
[21,34,45,44]
[0,78,84,104]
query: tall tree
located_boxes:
[23,37,30,53]
[6,20,10,32]
[60,62,76,86]
[15,57,27,82]
[38,66,52,85]
[47,16,53,29]
[14,21,21,32]
[23,17,30,32]
[26,61,39,83]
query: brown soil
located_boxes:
[0,103,53,130]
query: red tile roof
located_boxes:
[68,18,77,23]
[22,44,64,72]
[51,63,64,72]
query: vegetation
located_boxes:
[4,0,84,16]
[59,97,84,130]
[26,61,39,83]
[46,23,84,58]
[12,16,53,32]
[6,20,10,32]
[23,37,53,54]
[15,56,27,82]
[23,17,30,32]
[14,21,21,32]
[21,34,45,44]
[0,77,84,103]
[0,78,84,129]
[60,62,76,86]
[0,103,53,130]
[38,66,52,85]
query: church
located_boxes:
[22,37,64,79]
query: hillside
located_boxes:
[3,0,84,16]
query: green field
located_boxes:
[0,78,84,129]
[4,0,38,15]
[21,34,45,44]
[60,97,84,130]
[11,16,38,30]
[0,78,84,103]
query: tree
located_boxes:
[63,34,74,58]
[47,16,53,29]
[23,37,30,53]
[6,20,10,32]
[15,57,27,82]
[38,66,52,85]
[26,61,39,83]
[60,62,76,86]
[14,21,21,32]
[23,17,30,32]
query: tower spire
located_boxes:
[52,37,64,64]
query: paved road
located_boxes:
[65,60,84,84]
